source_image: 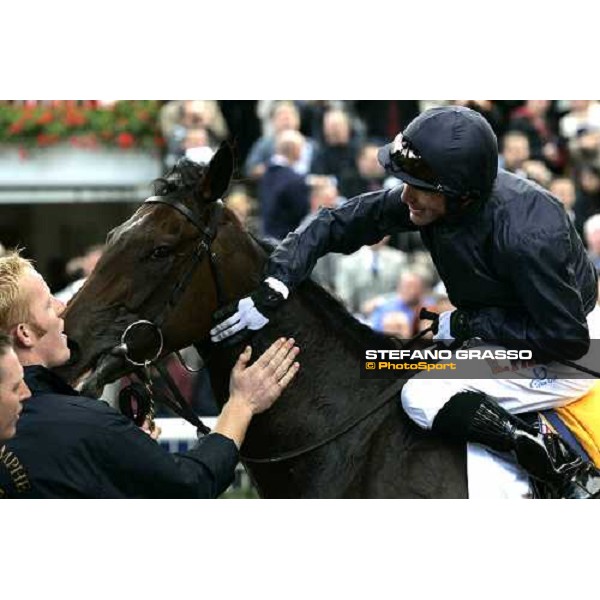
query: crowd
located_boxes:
[159,100,600,338]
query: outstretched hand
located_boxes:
[229,338,300,416]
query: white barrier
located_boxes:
[156,417,217,453]
[155,418,253,494]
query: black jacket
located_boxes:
[266,170,598,360]
[0,366,238,498]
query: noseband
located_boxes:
[113,195,226,433]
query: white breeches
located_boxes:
[401,306,600,430]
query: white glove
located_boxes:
[432,310,455,346]
[210,278,289,343]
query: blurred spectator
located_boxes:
[184,127,214,164]
[335,236,408,317]
[295,101,360,141]
[354,101,420,141]
[500,131,530,176]
[564,102,600,172]
[299,176,343,291]
[245,101,318,179]
[522,159,553,188]
[258,130,310,240]
[574,165,600,234]
[310,109,361,184]
[225,188,256,231]
[55,244,104,303]
[160,100,228,168]
[583,214,600,272]
[508,100,562,171]
[560,100,600,140]
[380,311,412,339]
[339,142,386,198]
[549,176,577,222]
[452,101,503,136]
[370,270,429,336]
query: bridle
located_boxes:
[112,193,415,463]
[112,194,225,434]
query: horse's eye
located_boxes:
[150,245,172,260]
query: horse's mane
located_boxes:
[252,236,399,354]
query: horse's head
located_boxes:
[60,143,265,395]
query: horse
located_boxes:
[59,143,468,498]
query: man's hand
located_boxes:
[229,337,300,416]
[210,278,289,344]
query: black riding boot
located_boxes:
[431,391,600,499]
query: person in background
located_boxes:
[549,176,577,223]
[55,244,104,304]
[370,270,429,336]
[339,142,386,198]
[499,131,530,177]
[299,176,343,291]
[583,214,600,273]
[258,129,310,240]
[335,236,408,318]
[310,109,360,184]
[245,102,317,179]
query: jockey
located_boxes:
[211,105,600,498]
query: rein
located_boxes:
[240,377,406,464]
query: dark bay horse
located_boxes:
[60,144,468,498]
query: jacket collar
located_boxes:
[24,365,80,397]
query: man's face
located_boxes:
[401,184,447,226]
[0,349,30,440]
[19,269,70,368]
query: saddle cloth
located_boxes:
[555,381,600,468]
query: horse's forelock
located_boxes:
[152,158,208,198]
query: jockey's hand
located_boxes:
[210,277,289,345]
[432,309,471,346]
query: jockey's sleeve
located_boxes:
[265,185,415,289]
[466,223,592,361]
[98,416,239,498]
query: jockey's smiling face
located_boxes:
[401,184,447,226]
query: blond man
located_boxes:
[0,252,299,498]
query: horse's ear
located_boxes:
[198,142,234,203]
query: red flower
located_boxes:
[65,111,86,127]
[153,135,165,148]
[8,121,24,135]
[37,111,54,125]
[116,132,135,148]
